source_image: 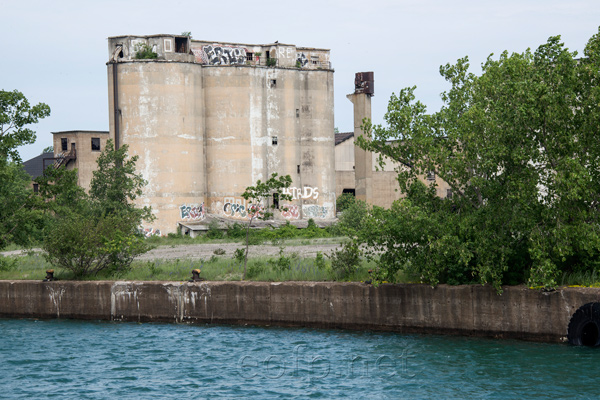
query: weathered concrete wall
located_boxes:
[108,58,335,234]
[52,131,110,192]
[2,281,599,342]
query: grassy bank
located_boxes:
[0,251,377,283]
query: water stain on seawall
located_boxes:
[1,280,599,342]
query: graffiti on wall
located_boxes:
[196,45,247,65]
[302,205,329,219]
[140,227,161,238]
[296,52,308,67]
[180,203,205,221]
[280,204,300,220]
[283,187,319,200]
[222,197,264,219]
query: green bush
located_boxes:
[134,43,158,59]
[227,223,246,239]
[338,199,368,236]
[336,193,356,213]
[314,251,326,270]
[328,241,361,280]
[0,256,17,272]
[206,220,223,239]
[233,248,245,263]
[43,211,150,278]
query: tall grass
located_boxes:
[560,269,600,287]
[0,252,377,283]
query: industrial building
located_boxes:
[23,35,449,237]
[105,34,335,235]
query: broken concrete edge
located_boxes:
[1,280,599,343]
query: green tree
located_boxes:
[42,145,53,154]
[0,89,50,162]
[0,90,50,250]
[0,159,44,249]
[89,139,152,221]
[356,29,600,290]
[240,173,292,279]
[42,140,153,278]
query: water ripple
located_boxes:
[1,319,600,398]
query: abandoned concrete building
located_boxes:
[338,72,452,208]
[105,34,335,235]
[23,35,449,237]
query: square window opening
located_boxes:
[91,138,101,151]
[270,79,277,87]
[272,136,278,145]
[175,37,187,53]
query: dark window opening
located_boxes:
[33,183,39,193]
[342,188,356,196]
[273,193,279,209]
[175,37,187,53]
[246,52,253,61]
[296,109,300,118]
[270,79,277,87]
[116,44,124,58]
[272,136,278,145]
[61,138,68,151]
[297,165,300,174]
[71,143,76,152]
[91,138,101,151]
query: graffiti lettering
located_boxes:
[278,47,294,59]
[302,205,329,219]
[180,203,205,221]
[140,227,161,238]
[283,187,319,200]
[280,204,299,220]
[199,45,247,65]
[296,52,308,67]
[222,197,264,219]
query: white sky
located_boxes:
[4,0,600,161]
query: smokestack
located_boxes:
[346,72,374,204]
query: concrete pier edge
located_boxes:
[1,280,599,343]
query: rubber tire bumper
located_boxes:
[568,302,600,346]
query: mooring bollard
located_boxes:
[190,269,202,282]
[43,269,54,282]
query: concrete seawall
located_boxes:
[1,280,599,342]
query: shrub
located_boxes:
[134,43,158,59]
[328,241,361,280]
[206,220,223,239]
[336,193,356,213]
[227,223,246,239]
[233,248,245,263]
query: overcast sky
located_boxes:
[4,0,600,161]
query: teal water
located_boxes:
[0,319,598,399]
